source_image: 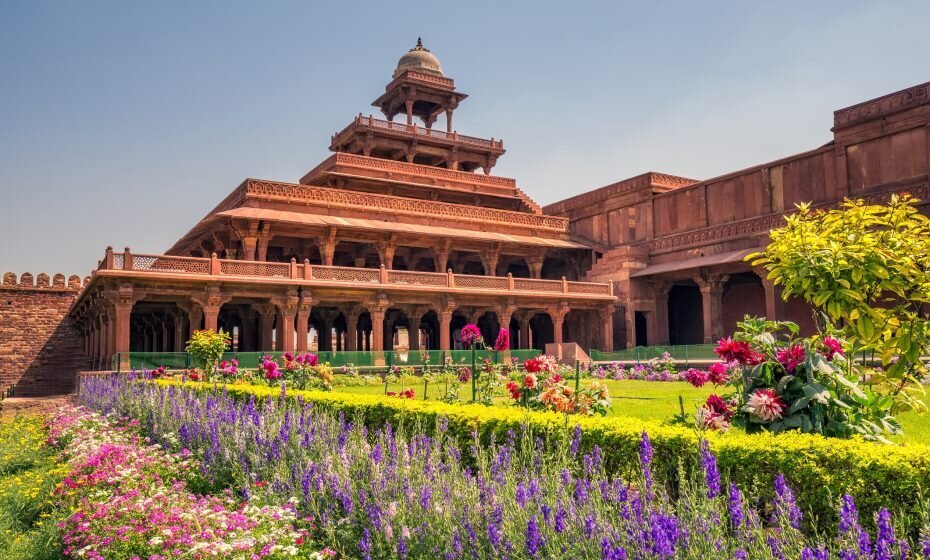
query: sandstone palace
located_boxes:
[3,40,929,395]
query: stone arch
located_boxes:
[668,282,703,345]
[541,257,569,280]
[502,257,530,278]
[529,312,554,351]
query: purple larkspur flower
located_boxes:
[359,528,372,560]
[773,474,802,529]
[570,424,582,455]
[728,483,744,529]
[875,508,895,560]
[699,440,720,499]
[640,432,654,499]
[554,504,567,534]
[526,516,542,558]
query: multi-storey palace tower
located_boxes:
[66,40,617,370]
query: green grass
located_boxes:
[332,379,930,443]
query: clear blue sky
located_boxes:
[1,1,927,275]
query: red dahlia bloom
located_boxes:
[683,368,709,388]
[523,357,541,373]
[776,344,805,373]
[714,337,763,365]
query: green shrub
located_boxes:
[159,379,930,532]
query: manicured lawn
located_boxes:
[333,379,930,443]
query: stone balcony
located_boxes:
[90,249,614,301]
[331,114,505,153]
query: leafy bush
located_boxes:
[751,194,928,413]
[184,329,230,379]
[151,378,930,532]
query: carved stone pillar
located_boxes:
[296,301,312,353]
[371,309,385,352]
[438,310,452,351]
[759,271,784,321]
[254,304,276,351]
[345,308,359,352]
[527,255,545,279]
[518,315,531,350]
[184,302,202,333]
[408,314,422,351]
[480,244,501,277]
[600,306,614,352]
[321,315,334,352]
[378,236,397,270]
[320,227,337,266]
[433,239,452,273]
[552,305,568,346]
[274,289,299,353]
[697,274,729,344]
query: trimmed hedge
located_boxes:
[156,380,930,530]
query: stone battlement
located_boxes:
[1,272,88,291]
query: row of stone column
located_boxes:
[631,272,778,347]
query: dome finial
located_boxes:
[412,37,429,52]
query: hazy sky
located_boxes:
[2,1,928,275]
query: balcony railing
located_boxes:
[98,248,614,298]
[332,115,504,151]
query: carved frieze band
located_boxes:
[243,179,569,232]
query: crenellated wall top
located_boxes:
[1,271,88,291]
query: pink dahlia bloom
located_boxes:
[459,324,482,348]
[746,389,785,422]
[822,336,844,361]
[683,368,709,388]
[707,362,729,385]
[493,328,510,351]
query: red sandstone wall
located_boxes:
[0,272,89,396]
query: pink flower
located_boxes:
[283,351,295,363]
[523,374,538,389]
[683,368,709,388]
[457,367,471,383]
[745,389,785,422]
[822,336,844,360]
[263,360,281,380]
[297,353,318,367]
[494,328,510,351]
[707,362,729,385]
[459,324,483,348]
[776,344,805,373]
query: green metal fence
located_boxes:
[110,348,544,373]
[589,344,717,367]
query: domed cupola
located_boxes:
[393,37,444,78]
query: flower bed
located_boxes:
[47,405,333,559]
[78,375,930,535]
[77,375,930,558]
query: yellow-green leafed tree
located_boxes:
[751,194,929,413]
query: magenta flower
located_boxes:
[459,324,483,348]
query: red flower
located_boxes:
[523,374,538,389]
[776,344,805,373]
[704,394,733,419]
[263,359,282,380]
[683,368,709,388]
[523,357,541,373]
[506,381,521,400]
[254,480,266,487]
[714,337,763,366]
[707,362,729,385]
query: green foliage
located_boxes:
[751,194,928,413]
[185,329,230,380]
[161,379,930,533]
[0,416,66,560]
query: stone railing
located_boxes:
[239,179,568,233]
[332,114,504,150]
[302,152,516,190]
[96,248,613,298]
